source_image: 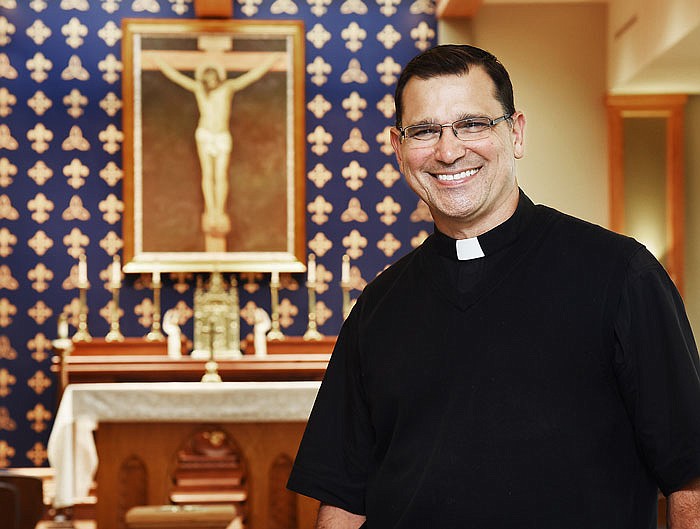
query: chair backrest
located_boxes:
[0,481,20,529]
[0,474,44,529]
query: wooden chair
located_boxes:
[0,473,45,529]
[0,481,20,529]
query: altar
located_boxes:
[47,381,322,529]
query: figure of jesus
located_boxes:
[154,53,281,249]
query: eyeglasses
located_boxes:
[398,114,513,148]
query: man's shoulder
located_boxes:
[357,244,424,305]
[535,203,643,256]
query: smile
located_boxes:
[434,167,480,182]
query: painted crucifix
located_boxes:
[154,51,282,251]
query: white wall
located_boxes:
[440,3,609,226]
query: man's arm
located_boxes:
[315,504,366,529]
[668,479,700,529]
[225,52,281,92]
[153,56,198,92]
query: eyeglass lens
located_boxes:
[401,115,510,147]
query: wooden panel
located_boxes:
[436,0,483,18]
[57,354,329,383]
[117,457,148,529]
[69,338,169,356]
[265,336,335,355]
[269,455,297,529]
[194,0,233,18]
[96,421,319,529]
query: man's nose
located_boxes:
[433,127,467,164]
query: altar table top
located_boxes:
[47,381,321,509]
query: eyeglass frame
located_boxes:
[397,113,514,146]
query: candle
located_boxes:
[271,270,279,285]
[58,314,69,339]
[307,254,316,284]
[78,254,88,287]
[342,254,350,284]
[153,269,161,286]
[111,255,121,288]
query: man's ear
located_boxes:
[511,111,526,159]
[390,127,404,168]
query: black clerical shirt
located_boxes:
[288,191,700,529]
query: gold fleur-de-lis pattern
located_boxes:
[0,0,435,467]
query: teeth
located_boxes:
[435,168,479,181]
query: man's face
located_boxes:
[390,68,525,238]
[202,68,222,89]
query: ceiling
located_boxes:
[616,23,700,94]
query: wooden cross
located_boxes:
[194,0,233,18]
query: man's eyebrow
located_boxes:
[455,112,490,120]
[406,112,491,126]
[403,117,438,126]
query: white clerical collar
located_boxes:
[455,237,485,260]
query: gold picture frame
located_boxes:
[122,19,306,273]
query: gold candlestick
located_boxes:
[229,274,242,358]
[201,327,221,382]
[267,271,285,341]
[146,277,165,342]
[303,280,322,341]
[72,285,92,342]
[105,286,124,342]
[201,359,222,382]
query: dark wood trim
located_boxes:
[51,337,333,400]
[57,354,329,383]
[194,0,233,18]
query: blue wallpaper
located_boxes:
[0,0,436,467]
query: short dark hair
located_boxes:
[394,44,515,128]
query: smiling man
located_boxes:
[287,44,700,529]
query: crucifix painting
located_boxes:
[122,20,306,274]
[153,52,282,251]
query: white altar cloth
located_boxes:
[47,381,321,509]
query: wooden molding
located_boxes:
[194,0,233,18]
[436,0,483,19]
[605,93,688,293]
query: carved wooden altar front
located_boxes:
[48,337,332,529]
[47,382,322,529]
[97,421,317,529]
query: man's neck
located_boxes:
[435,186,520,240]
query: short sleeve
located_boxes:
[613,247,700,495]
[287,300,373,515]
